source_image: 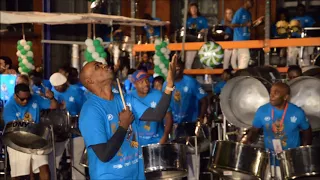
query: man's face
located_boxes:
[153,81,163,91]
[246,0,254,9]
[54,83,68,93]
[288,71,301,81]
[175,62,184,79]
[0,59,7,73]
[270,85,288,107]
[134,78,150,95]
[297,6,305,16]
[59,69,69,78]
[190,5,198,16]
[225,9,233,21]
[83,62,114,87]
[15,91,31,106]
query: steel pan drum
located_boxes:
[142,143,187,180]
[2,121,52,155]
[302,66,320,79]
[220,76,270,128]
[209,140,269,180]
[279,146,320,180]
[40,109,70,142]
[173,122,211,153]
[288,76,320,131]
[235,66,281,84]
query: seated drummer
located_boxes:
[131,70,173,145]
[2,83,58,180]
[49,72,87,180]
[79,55,176,179]
[242,82,312,179]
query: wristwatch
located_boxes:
[165,86,175,92]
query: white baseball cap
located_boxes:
[49,72,67,86]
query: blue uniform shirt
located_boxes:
[3,94,51,124]
[291,15,315,37]
[131,89,167,146]
[163,75,207,124]
[213,81,226,95]
[220,20,233,36]
[144,17,161,39]
[232,7,252,41]
[79,93,148,180]
[52,85,86,116]
[253,103,310,165]
[187,16,208,31]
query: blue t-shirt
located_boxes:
[0,74,17,102]
[32,80,52,95]
[52,85,86,116]
[187,16,208,31]
[144,17,161,39]
[3,94,51,124]
[163,76,207,124]
[82,85,124,99]
[79,93,148,180]
[252,103,309,165]
[291,15,315,38]
[220,20,233,36]
[131,89,167,146]
[213,81,226,95]
[232,7,252,41]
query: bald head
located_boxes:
[272,82,291,96]
[79,62,93,87]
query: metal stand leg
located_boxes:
[51,125,57,180]
[195,137,199,180]
[4,146,7,180]
[223,115,227,141]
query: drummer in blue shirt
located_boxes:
[79,55,176,179]
[143,13,162,41]
[185,3,208,69]
[49,72,87,180]
[131,70,173,145]
[3,83,58,180]
[242,82,312,179]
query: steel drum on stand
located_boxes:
[142,143,187,180]
[209,140,269,180]
[288,76,320,131]
[2,120,53,155]
[279,146,320,180]
[220,76,270,129]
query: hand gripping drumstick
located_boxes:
[116,78,133,132]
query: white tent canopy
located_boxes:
[0,11,170,27]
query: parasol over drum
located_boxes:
[288,76,320,131]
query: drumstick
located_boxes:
[116,78,126,110]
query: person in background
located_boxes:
[131,70,173,145]
[124,69,136,94]
[288,4,316,66]
[185,3,208,69]
[213,69,232,95]
[0,56,17,74]
[49,72,86,180]
[137,53,154,71]
[163,57,208,180]
[103,25,123,42]
[287,65,302,81]
[231,0,264,69]
[271,8,289,38]
[138,66,154,88]
[221,8,237,70]
[30,71,52,96]
[3,83,58,180]
[153,76,165,91]
[242,82,312,180]
[143,13,162,42]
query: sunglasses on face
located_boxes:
[15,94,31,102]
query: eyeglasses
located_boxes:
[15,94,31,102]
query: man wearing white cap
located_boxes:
[49,72,87,180]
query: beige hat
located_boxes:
[49,72,67,86]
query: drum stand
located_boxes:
[51,125,58,180]
[67,136,88,180]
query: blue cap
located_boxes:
[131,70,149,83]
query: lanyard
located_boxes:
[271,103,288,126]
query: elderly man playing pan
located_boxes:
[79,55,177,179]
